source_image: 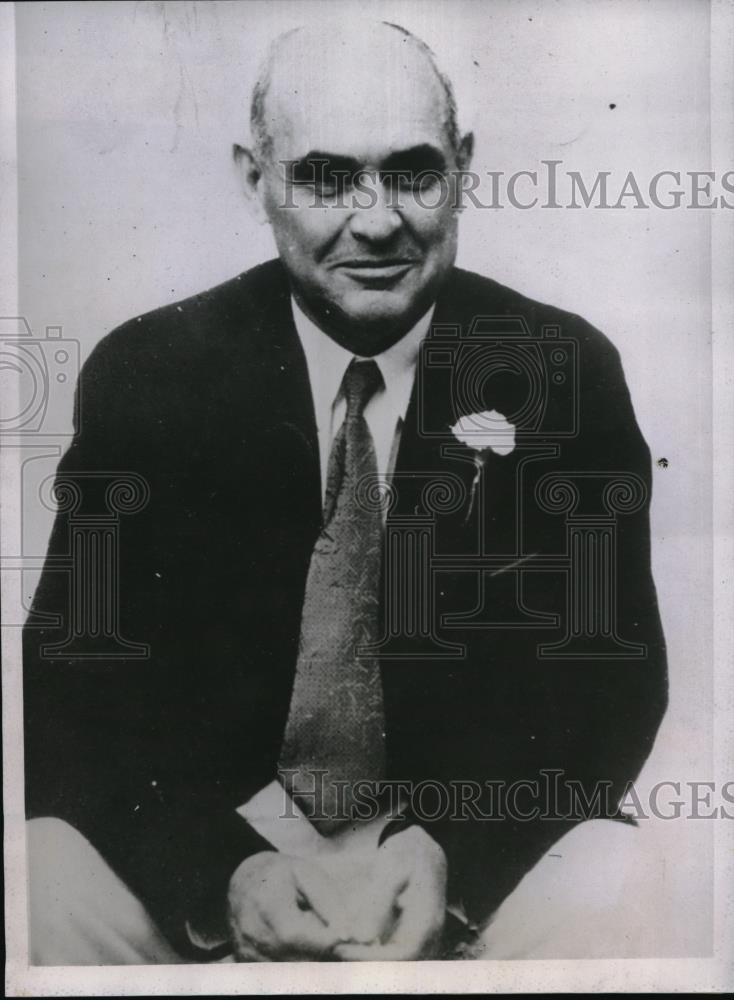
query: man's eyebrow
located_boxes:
[289,152,363,177]
[287,145,449,178]
[380,145,449,173]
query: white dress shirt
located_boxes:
[236,299,434,849]
[291,296,434,500]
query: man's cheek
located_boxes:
[269,191,334,237]
[404,201,456,249]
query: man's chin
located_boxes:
[332,291,431,350]
[332,314,420,355]
[291,277,438,354]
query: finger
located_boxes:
[340,847,413,945]
[270,907,344,958]
[334,941,413,961]
[229,911,277,962]
[228,856,343,960]
[380,882,445,959]
[349,886,398,944]
[231,938,272,962]
[291,859,350,934]
[334,905,443,962]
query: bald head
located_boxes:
[250,21,460,161]
[237,20,472,355]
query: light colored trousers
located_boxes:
[27,815,684,964]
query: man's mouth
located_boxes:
[333,259,418,284]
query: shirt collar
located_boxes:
[291,297,434,422]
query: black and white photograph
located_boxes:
[2,0,732,994]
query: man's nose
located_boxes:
[348,183,403,242]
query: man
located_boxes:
[24,21,667,963]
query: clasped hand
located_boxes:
[227,826,447,961]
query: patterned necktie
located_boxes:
[279,358,386,829]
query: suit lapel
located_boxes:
[391,271,506,535]
[243,264,322,538]
[381,271,529,669]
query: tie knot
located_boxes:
[341,359,383,419]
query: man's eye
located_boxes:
[288,164,348,187]
[314,172,353,194]
[288,163,356,194]
[381,170,444,192]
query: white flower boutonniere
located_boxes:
[450,410,516,521]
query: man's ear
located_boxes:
[456,132,474,172]
[233,143,269,225]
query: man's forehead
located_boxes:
[270,105,450,166]
[263,25,453,159]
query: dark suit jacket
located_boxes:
[24,259,667,950]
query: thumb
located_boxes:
[291,859,351,938]
[343,858,406,944]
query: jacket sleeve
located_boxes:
[23,329,274,949]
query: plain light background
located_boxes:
[14,0,714,954]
